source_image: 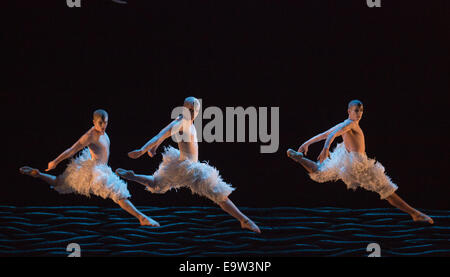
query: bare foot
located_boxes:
[19,166,40,178]
[145,185,162,194]
[241,219,261,234]
[412,212,434,224]
[115,168,135,179]
[287,149,304,162]
[139,215,160,227]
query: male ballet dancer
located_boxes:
[116,97,261,233]
[287,100,433,224]
[19,109,159,226]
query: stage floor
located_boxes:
[0,206,449,257]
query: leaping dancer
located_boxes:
[287,100,433,224]
[115,97,261,233]
[19,109,159,227]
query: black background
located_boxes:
[2,0,449,209]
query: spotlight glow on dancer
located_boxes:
[287,100,433,224]
[116,97,261,233]
[19,109,159,227]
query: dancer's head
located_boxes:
[93,109,108,134]
[183,97,200,120]
[347,100,363,121]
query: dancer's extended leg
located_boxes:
[218,197,261,233]
[20,167,159,227]
[286,149,318,173]
[117,199,160,227]
[115,168,158,191]
[20,166,58,186]
[386,193,433,224]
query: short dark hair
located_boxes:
[184,96,200,111]
[348,100,363,109]
[93,109,108,121]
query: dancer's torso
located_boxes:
[178,123,198,162]
[342,122,365,154]
[88,132,110,164]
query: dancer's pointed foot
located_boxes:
[287,149,304,162]
[412,212,434,224]
[19,166,40,178]
[241,219,261,234]
[115,168,135,179]
[139,215,160,227]
[145,185,162,194]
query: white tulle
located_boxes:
[54,148,130,203]
[151,146,235,204]
[309,143,398,199]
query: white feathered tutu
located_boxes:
[150,146,235,204]
[309,143,398,199]
[53,148,131,203]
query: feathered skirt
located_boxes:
[309,143,398,199]
[151,146,235,204]
[53,148,131,203]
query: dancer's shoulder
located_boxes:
[79,128,96,143]
[327,119,356,136]
[343,119,357,127]
[175,114,184,121]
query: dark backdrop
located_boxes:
[2,0,449,209]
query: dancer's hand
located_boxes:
[46,160,57,172]
[298,144,309,155]
[147,148,157,158]
[147,145,158,158]
[128,149,144,159]
[317,148,329,163]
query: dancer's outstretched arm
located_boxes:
[317,120,355,163]
[46,132,91,171]
[297,122,342,155]
[128,115,184,159]
[297,133,327,155]
[298,120,355,157]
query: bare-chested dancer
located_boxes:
[19,109,159,227]
[287,100,433,224]
[115,97,261,233]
